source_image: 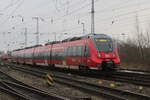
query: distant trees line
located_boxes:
[118,16,150,70]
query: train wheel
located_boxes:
[79,65,89,72]
[33,63,36,66]
[48,64,55,69]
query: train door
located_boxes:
[43,48,48,66]
[81,45,87,66]
[49,45,55,68]
[80,44,89,70]
[32,48,36,65]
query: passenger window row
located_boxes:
[12,45,90,60]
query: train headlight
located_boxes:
[98,53,101,58]
[112,53,115,57]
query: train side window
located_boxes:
[85,45,90,57]
[64,47,67,57]
[72,46,76,57]
[41,52,44,60]
[72,46,74,57]
[75,46,78,57]
[81,45,85,57]
[68,47,71,57]
[37,52,40,59]
[78,46,82,57]
[52,51,55,60]
[64,47,66,57]
[60,52,64,60]
[38,52,41,60]
[46,52,50,59]
[76,46,79,57]
[56,52,59,60]
[69,47,72,57]
[55,52,58,60]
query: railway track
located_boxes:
[41,66,150,87]
[5,63,150,87]
[120,68,150,74]
[0,70,70,100]
[54,67,150,87]
[109,71,150,87]
[10,65,150,100]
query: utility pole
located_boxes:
[81,23,85,34]
[91,0,95,34]
[32,17,39,45]
[24,28,27,47]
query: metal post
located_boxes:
[32,17,39,45]
[91,0,95,34]
[24,28,27,47]
[37,17,39,45]
[81,23,85,34]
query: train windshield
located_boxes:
[94,38,113,52]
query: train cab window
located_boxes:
[94,38,113,52]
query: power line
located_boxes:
[91,0,95,34]
[95,6,150,23]
[0,0,24,25]
[32,17,40,45]
[96,0,150,14]
[0,0,14,12]
[49,0,99,24]
[47,0,140,26]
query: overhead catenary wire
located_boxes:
[0,0,21,12]
[1,0,150,50]
[45,0,148,26]
[27,1,150,38]
[0,0,24,25]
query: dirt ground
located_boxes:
[0,66,105,100]
[0,92,17,100]
[51,70,150,96]
[121,63,150,71]
[0,62,150,100]
[18,64,150,97]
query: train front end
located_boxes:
[92,34,120,71]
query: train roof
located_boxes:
[12,33,111,52]
[82,33,111,39]
[45,41,61,45]
[45,33,111,45]
[13,45,42,51]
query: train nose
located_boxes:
[100,52,113,59]
[104,54,111,58]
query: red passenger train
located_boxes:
[11,34,120,71]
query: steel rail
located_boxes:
[8,63,150,87]
[0,70,70,100]
[11,66,150,100]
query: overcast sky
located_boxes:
[0,0,150,51]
